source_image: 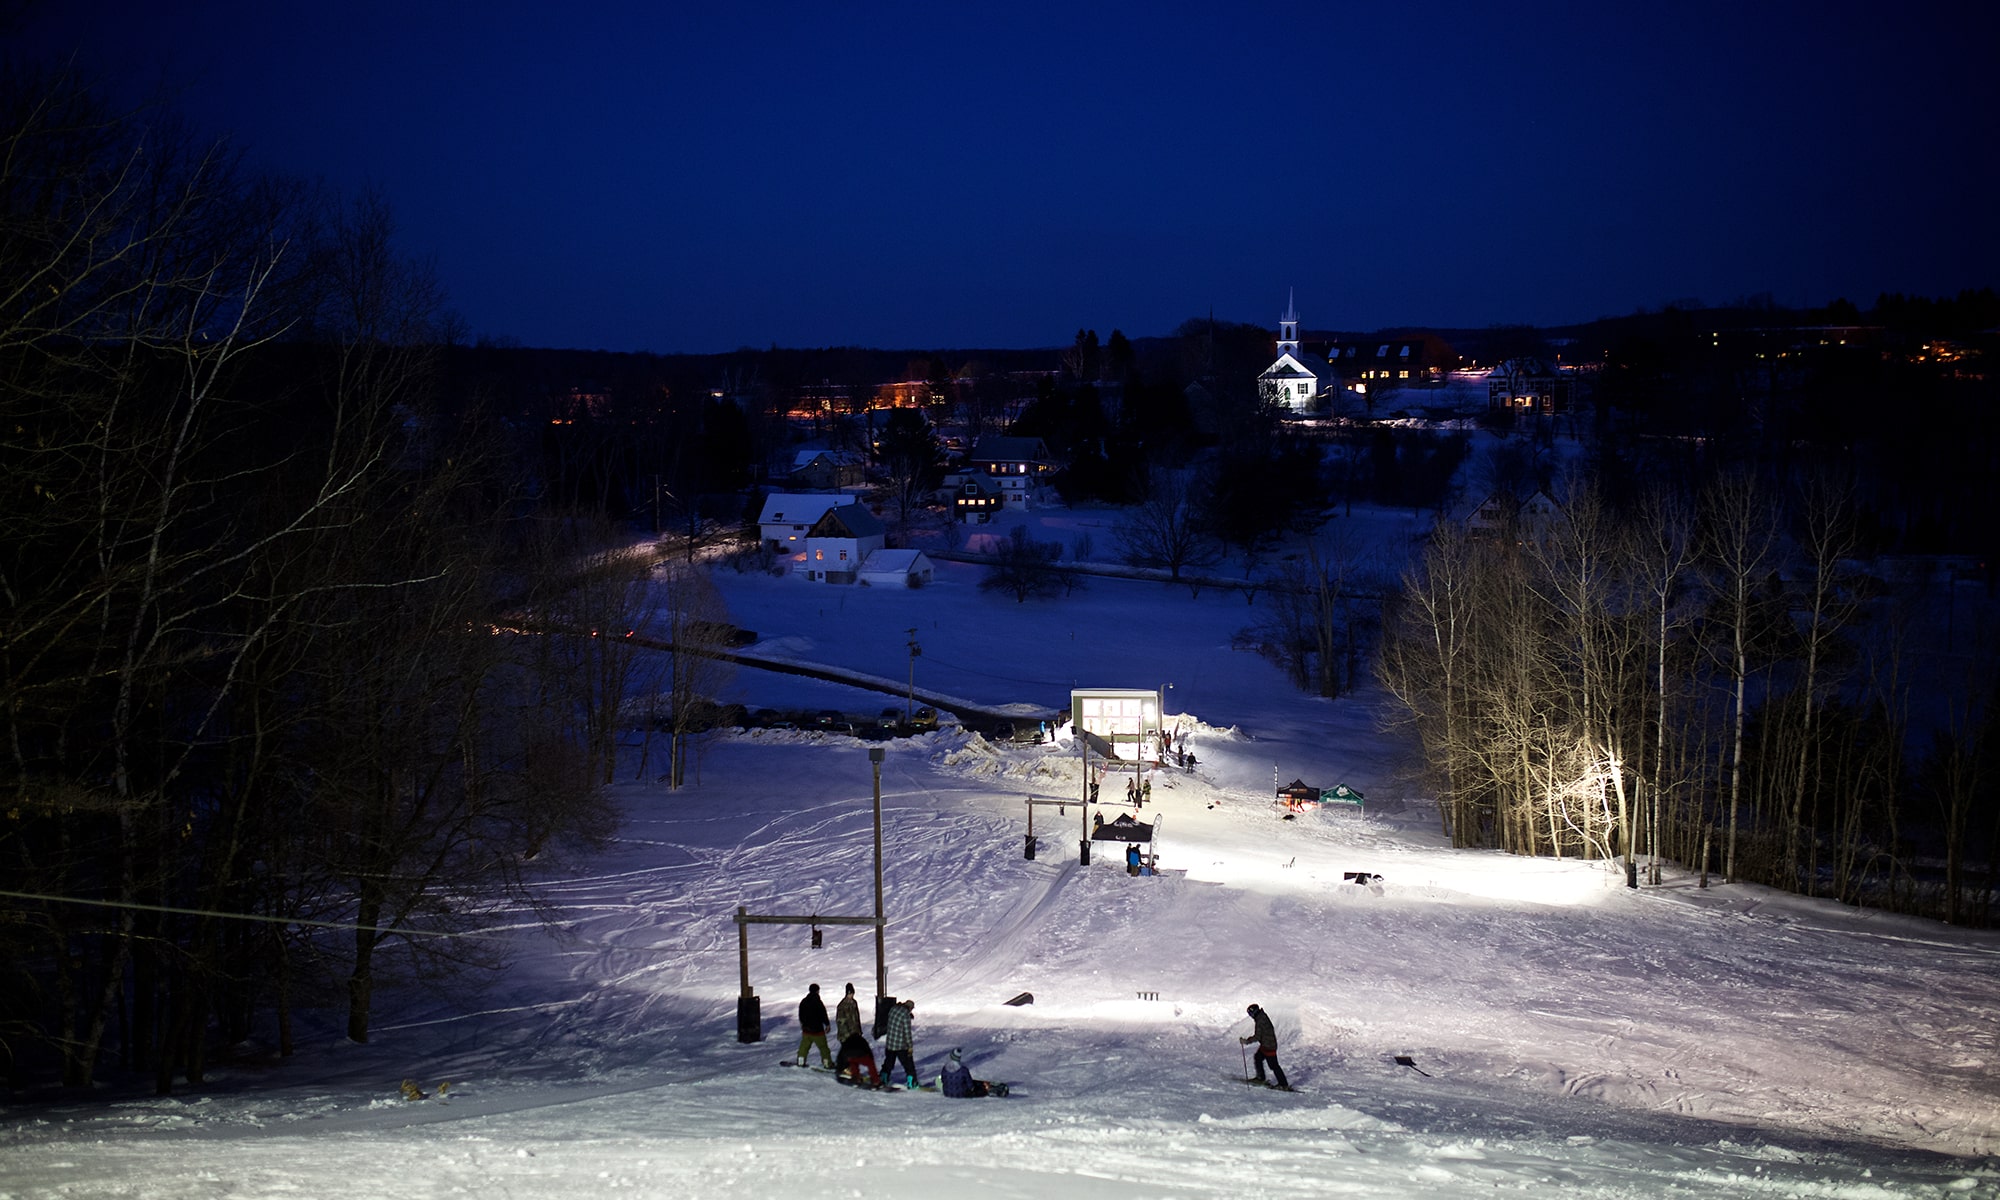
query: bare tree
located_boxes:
[654,560,734,788]
[1117,468,1217,582]
[1699,469,1782,882]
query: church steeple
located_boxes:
[1278,288,1300,357]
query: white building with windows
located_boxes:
[1256,290,1336,414]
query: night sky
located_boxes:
[17,1,1997,353]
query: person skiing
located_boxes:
[882,998,918,1089]
[835,982,862,1045]
[938,1048,1006,1097]
[1239,1003,1290,1090]
[795,983,832,1068]
[836,1030,882,1088]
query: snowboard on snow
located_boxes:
[778,1057,837,1071]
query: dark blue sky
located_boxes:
[19,1,1997,352]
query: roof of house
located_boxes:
[807,503,885,539]
[969,436,1052,464]
[858,549,933,576]
[757,492,849,526]
[1260,350,1333,381]
[790,448,868,469]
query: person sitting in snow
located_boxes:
[881,999,918,1089]
[1239,1003,1291,1090]
[794,983,833,1068]
[938,1048,1006,1097]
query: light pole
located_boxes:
[869,746,888,1030]
[904,629,920,724]
[1078,734,1092,865]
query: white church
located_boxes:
[1256,290,1339,415]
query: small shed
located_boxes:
[857,549,935,588]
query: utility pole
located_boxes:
[870,746,888,1030]
[904,629,921,723]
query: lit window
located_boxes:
[1399,345,1410,357]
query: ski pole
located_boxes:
[1240,1040,1250,1081]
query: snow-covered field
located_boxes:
[4,522,1998,1200]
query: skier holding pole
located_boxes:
[1239,1003,1291,1090]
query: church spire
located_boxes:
[1278,288,1300,357]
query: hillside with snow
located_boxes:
[4,530,1997,1200]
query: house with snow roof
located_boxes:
[856,548,935,588]
[802,503,887,583]
[787,448,868,490]
[967,436,1058,511]
[757,493,849,551]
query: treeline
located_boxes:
[0,71,698,1093]
[1378,470,1998,925]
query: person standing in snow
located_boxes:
[1126,842,1141,876]
[1239,1003,1290,1090]
[795,983,833,1068]
[835,982,862,1044]
[882,998,918,1089]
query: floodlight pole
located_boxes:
[904,630,920,723]
[1079,736,1092,865]
[870,746,887,1007]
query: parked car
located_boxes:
[813,710,854,735]
[878,707,903,729]
[909,706,937,730]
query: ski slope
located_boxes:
[3,549,1997,1200]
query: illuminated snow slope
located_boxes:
[5,531,1997,1200]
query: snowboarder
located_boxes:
[939,1048,1007,1098]
[882,998,918,1089]
[795,983,833,1068]
[1126,777,1138,804]
[836,1031,882,1088]
[835,982,862,1044]
[1239,1003,1290,1090]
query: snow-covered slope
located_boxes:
[4,548,1997,1200]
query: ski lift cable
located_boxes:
[0,888,497,941]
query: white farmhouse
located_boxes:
[803,503,887,583]
[757,492,849,551]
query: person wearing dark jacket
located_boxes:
[836,1032,881,1087]
[1239,1003,1290,1090]
[794,984,832,1068]
[939,1048,1008,1097]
